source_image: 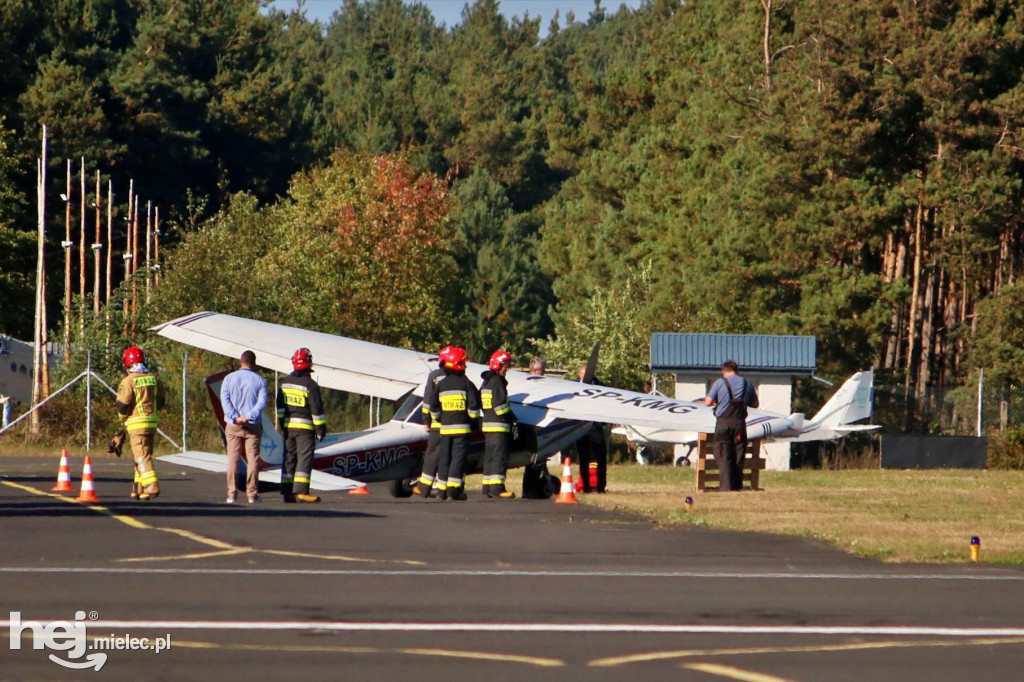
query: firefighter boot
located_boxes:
[295,493,321,503]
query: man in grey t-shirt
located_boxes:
[704,360,759,491]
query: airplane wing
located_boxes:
[158,451,367,492]
[504,371,726,432]
[150,312,434,401]
[152,312,771,436]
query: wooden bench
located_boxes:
[695,433,765,492]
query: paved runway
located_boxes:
[2,455,1022,681]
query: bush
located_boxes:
[986,427,1024,470]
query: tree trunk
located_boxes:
[905,204,924,391]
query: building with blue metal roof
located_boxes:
[650,333,817,472]
[650,333,817,375]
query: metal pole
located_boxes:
[274,371,279,430]
[79,157,86,335]
[977,368,984,438]
[105,179,113,345]
[63,159,72,363]
[93,169,101,317]
[86,350,92,451]
[182,353,188,452]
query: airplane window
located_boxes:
[19,365,27,374]
[392,394,424,424]
[9,363,15,373]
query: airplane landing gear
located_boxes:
[389,478,415,498]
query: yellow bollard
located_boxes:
[970,536,980,563]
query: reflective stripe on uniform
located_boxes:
[139,469,158,485]
[447,478,463,488]
[467,408,481,418]
[493,403,511,415]
[440,424,471,435]
[281,474,294,482]
[418,474,435,486]
[294,475,310,484]
[482,422,511,433]
[285,417,314,430]
[311,413,326,426]
[481,390,494,410]
[436,480,448,490]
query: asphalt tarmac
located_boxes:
[2,455,1023,681]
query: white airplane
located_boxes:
[614,370,879,466]
[151,312,873,496]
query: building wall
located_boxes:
[674,372,794,472]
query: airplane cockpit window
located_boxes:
[392,394,425,424]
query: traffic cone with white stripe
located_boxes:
[555,457,579,505]
[51,449,73,492]
[76,455,100,502]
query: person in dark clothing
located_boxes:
[575,364,608,493]
[427,346,481,501]
[276,348,327,503]
[480,349,516,499]
[415,346,452,498]
[703,360,759,491]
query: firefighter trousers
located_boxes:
[418,428,442,496]
[483,432,510,493]
[283,430,316,496]
[130,431,159,496]
[437,434,469,493]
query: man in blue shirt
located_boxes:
[704,360,759,491]
[220,350,268,504]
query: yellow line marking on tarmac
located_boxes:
[589,636,1024,667]
[263,549,426,566]
[2,479,425,566]
[118,548,254,563]
[398,648,565,667]
[166,639,564,666]
[684,662,795,682]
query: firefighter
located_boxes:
[428,346,481,501]
[480,349,516,499]
[276,348,326,503]
[113,346,160,500]
[414,346,452,498]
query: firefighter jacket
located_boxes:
[480,370,515,433]
[276,370,326,438]
[428,369,482,436]
[420,367,445,430]
[116,371,159,434]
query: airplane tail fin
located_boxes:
[809,369,875,429]
[203,370,283,467]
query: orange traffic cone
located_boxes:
[349,485,371,496]
[76,455,100,502]
[51,449,74,492]
[555,457,578,504]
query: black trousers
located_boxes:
[576,428,607,493]
[437,434,469,490]
[419,428,442,493]
[484,432,510,490]
[284,429,316,495]
[714,417,747,491]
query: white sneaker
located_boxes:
[248,495,260,504]
[225,495,236,504]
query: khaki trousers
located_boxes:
[129,431,159,495]
[225,423,262,498]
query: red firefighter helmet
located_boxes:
[437,345,454,364]
[489,349,513,371]
[439,346,469,372]
[122,346,145,370]
[292,347,313,371]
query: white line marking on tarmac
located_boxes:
[0,567,1022,580]
[3,621,1024,636]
